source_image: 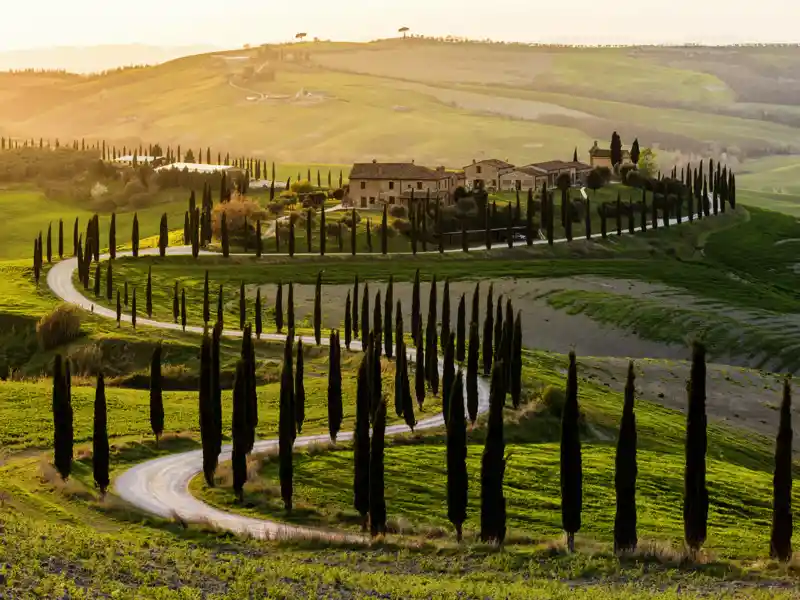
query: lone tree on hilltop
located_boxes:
[398,26,410,38]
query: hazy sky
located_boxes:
[1,0,798,50]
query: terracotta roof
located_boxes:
[567,161,593,170]
[350,162,445,181]
[524,160,576,172]
[465,158,515,170]
[501,166,546,177]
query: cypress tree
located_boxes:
[146,266,153,318]
[73,217,79,257]
[411,269,421,346]
[46,223,52,263]
[422,194,429,252]
[256,220,262,257]
[426,317,439,395]
[640,190,647,232]
[456,294,466,363]
[471,281,480,329]
[394,305,405,417]
[275,219,280,253]
[199,331,217,485]
[131,288,137,329]
[614,361,638,553]
[221,212,229,257]
[158,213,168,257]
[202,271,210,324]
[370,328,382,418]
[482,284,494,375]
[255,289,262,339]
[295,339,305,433]
[351,208,357,255]
[33,239,40,286]
[181,288,187,331]
[150,344,164,444]
[770,378,793,561]
[344,292,352,350]
[461,218,468,253]
[93,263,101,297]
[289,217,295,256]
[600,205,607,239]
[381,204,388,255]
[116,290,121,326]
[684,342,709,554]
[172,282,179,323]
[132,213,139,257]
[366,218,372,252]
[447,370,467,541]
[442,333,455,425]
[493,296,503,367]
[441,279,451,351]
[275,281,283,333]
[92,372,110,496]
[628,199,635,234]
[562,351,582,553]
[217,285,224,329]
[52,355,73,480]
[328,331,343,442]
[314,271,322,345]
[525,188,534,246]
[369,399,387,537]
[106,261,113,301]
[427,275,438,347]
[58,218,64,260]
[616,194,623,235]
[360,282,370,349]
[510,311,522,409]
[400,339,416,431]
[352,275,359,340]
[354,353,371,528]
[467,320,480,424]
[506,203,513,248]
[211,323,223,465]
[239,281,246,330]
[183,211,190,245]
[320,208,326,256]
[480,362,506,544]
[484,203,492,250]
[415,320,425,409]
[306,209,313,253]
[231,360,248,501]
[384,276,393,359]
[287,282,295,332]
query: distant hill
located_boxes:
[0,44,218,74]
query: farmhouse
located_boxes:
[588,141,631,170]
[463,159,514,191]
[154,162,235,174]
[346,161,462,208]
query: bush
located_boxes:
[456,196,477,217]
[122,179,148,200]
[375,222,396,238]
[620,164,637,184]
[211,197,266,242]
[540,385,587,432]
[67,343,104,376]
[290,179,315,194]
[37,305,82,351]
[267,202,283,215]
[393,218,411,234]
[389,205,407,219]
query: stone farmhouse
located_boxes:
[346,161,464,208]
[464,158,592,192]
[588,141,632,170]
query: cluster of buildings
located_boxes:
[345,142,618,208]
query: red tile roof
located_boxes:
[350,162,445,181]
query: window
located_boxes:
[360,197,367,207]
[476,165,482,174]
[416,181,423,190]
[360,181,366,190]
[389,196,395,204]
[369,197,376,204]
[388,181,395,190]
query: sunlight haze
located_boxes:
[1,0,798,52]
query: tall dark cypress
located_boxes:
[132,212,139,258]
[58,218,64,259]
[46,223,52,263]
[231,360,248,501]
[73,217,79,257]
[328,331,343,442]
[150,344,164,444]
[288,217,296,257]
[173,281,179,324]
[400,339,416,431]
[365,218,372,252]
[484,203,492,250]
[411,269,421,346]
[275,281,283,333]
[384,276,393,359]
[211,323,223,465]
[614,361,638,553]
[350,208,357,255]
[314,271,322,345]
[306,209,313,253]
[158,213,168,257]
[146,266,153,318]
[467,320,480,424]
[415,321,426,410]
[510,311,522,409]
[456,294,466,363]
[181,288,187,331]
[360,282,370,349]
[616,193,623,235]
[684,342,709,553]
[369,399,387,537]
[770,378,793,561]
[471,281,480,328]
[131,288,137,329]
[221,212,229,257]
[352,275,359,340]
[319,208,326,256]
[116,290,121,326]
[217,285,224,328]
[239,281,246,330]
[183,211,190,245]
[381,204,388,255]
[482,284,494,375]
[92,373,110,496]
[52,355,73,480]
[442,333,455,425]
[344,292,352,350]
[93,263,101,297]
[287,282,295,333]
[447,370,467,541]
[295,339,305,433]
[242,326,259,451]
[441,279,451,351]
[354,353,371,528]
[493,296,503,365]
[106,261,113,301]
[199,331,217,486]
[561,351,583,553]
[525,188,534,246]
[255,289,262,339]
[427,274,438,347]
[480,362,506,544]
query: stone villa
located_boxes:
[464,158,592,192]
[588,141,632,170]
[346,161,464,208]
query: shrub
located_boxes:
[37,305,82,351]
[541,385,587,432]
[393,218,411,234]
[122,179,147,200]
[456,197,477,218]
[620,164,637,184]
[268,202,283,215]
[211,197,266,242]
[389,205,407,219]
[290,179,315,194]
[67,342,104,376]
[375,222,396,238]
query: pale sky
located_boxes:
[1,0,798,51]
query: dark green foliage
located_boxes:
[149,344,164,443]
[239,281,246,331]
[365,218,372,253]
[146,267,153,318]
[369,399,387,537]
[354,353,371,526]
[425,318,438,396]
[344,292,352,350]
[231,360,248,502]
[275,282,283,333]
[456,294,466,363]
[467,320,480,424]
[255,289,262,339]
[506,204,513,248]
[400,339,416,431]
[58,218,64,259]
[217,285,224,329]
[181,288,187,331]
[585,198,592,240]
[370,331,382,419]
[415,321,425,410]
[480,362,506,544]
[242,326,259,452]
[306,209,313,253]
[131,288,137,328]
[92,373,110,495]
[73,217,79,257]
[199,332,217,486]
[442,333,455,425]
[183,211,190,245]
[441,279,451,351]
[770,378,793,561]
[360,282,370,350]
[158,213,168,257]
[106,261,113,301]
[493,296,503,365]
[447,370,467,541]
[352,275,359,340]
[381,205,388,255]
[314,271,322,345]
[93,263,101,297]
[561,351,583,552]
[411,269,421,346]
[510,312,522,409]
[427,275,437,349]
[471,282,480,330]
[614,361,638,553]
[525,188,534,246]
[132,213,139,257]
[328,331,343,442]
[52,355,73,481]
[461,219,468,253]
[482,284,494,375]
[173,282,179,324]
[211,323,223,464]
[684,342,709,552]
[46,223,52,263]
[351,209,357,256]
[616,194,623,235]
[319,209,326,256]
[384,276,393,359]
[256,220,262,257]
[275,219,280,253]
[288,282,295,332]
[295,339,305,434]
[484,204,492,250]
[221,213,230,257]
[116,290,121,326]
[610,131,623,167]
